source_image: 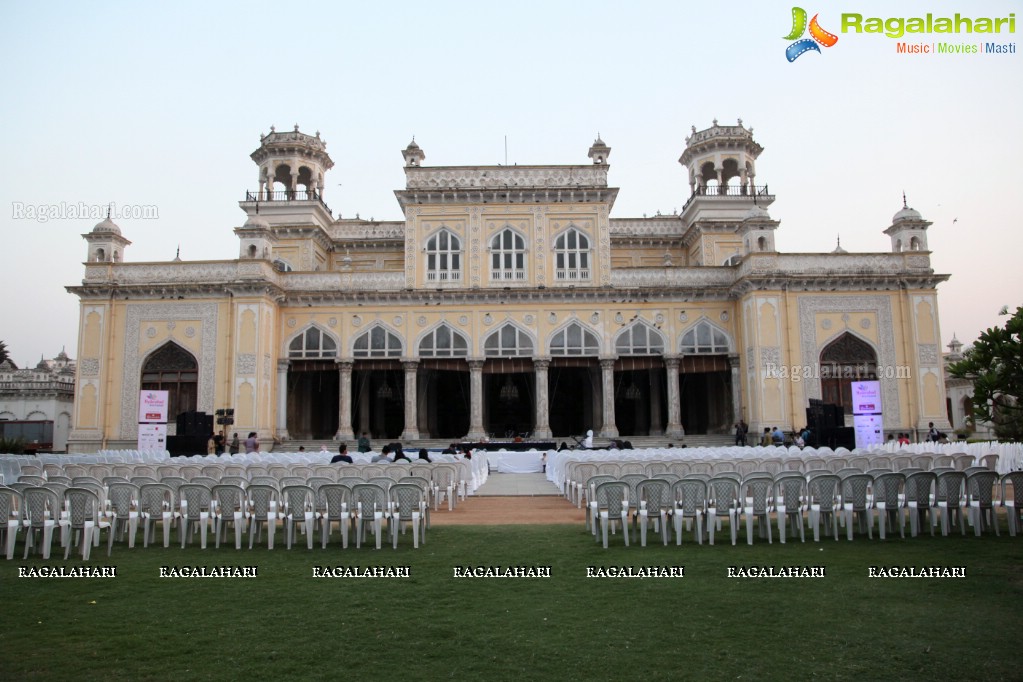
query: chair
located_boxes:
[178,483,213,549]
[891,455,913,471]
[190,476,219,489]
[246,484,280,549]
[139,483,178,548]
[966,471,999,537]
[773,474,806,543]
[280,485,317,550]
[389,483,427,549]
[585,475,617,534]
[201,465,225,479]
[904,471,937,537]
[431,465,457,511]
[838,474,873,540]
[23,486,61,559]
[318,484,351,549]
[62,487,113,560]
[671,479,706,545]
[706,477,740,546]
[739,475,774,545]
[179,465,202,481]
[397,476,433,529]
[979,454,999,471]
[249,475,279,488]
[211,484,248,549]
[351,483,389,549]
[1,487,24,559]
[951,453,975,471]
[807,474,840,542]
[18,475,47,486]
[871,473,905,540]
[910,455,933,470]
[1001,472,1023,536]
[619,462,645,476]
[42,463,65,478]
[933,454,954,469]
[107,482,140,549]
[130,476,158,487]
[368,477,395,494]
[280,476,306,489]
[635,479,671,547]
[619,473,647,525]
[935,471,967,536]
[593,481,629,549]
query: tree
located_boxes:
[948,306,1023,441]
[0,340,8,365]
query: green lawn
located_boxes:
[2,523,1021,681]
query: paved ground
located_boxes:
[428,473,584,525]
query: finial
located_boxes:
[270,125,275,133]
[737,117,743,127]
[106,204,112,219]
[315,130,320,138]
[174,244,181,261]
[712,117,718,126]
[294,123,299,132]
[902,190,907,209]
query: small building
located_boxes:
[0,351,76,452]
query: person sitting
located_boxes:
[442,442,458,455]
[319,444,330,454]
[897,432,910,445]
[357,431,371,453]
[771,426,784,445]
[582,429,594,449]
[330,442,353,464]
[371,445,392,463]
[760,427,772,447]
[416,449,432,463]
[390,448,411,463]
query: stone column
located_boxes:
[533,358,552,439]
[649,368,663,435]
[401,360,420,441]
[335,359,354,441]
[664,355,684,439]
[599,358,619,439]
[276,359,290,441]
[467,359,486,439]
[729,354,742,427]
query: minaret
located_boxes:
[587,136,610,165]
[883,193,931,252]
[402,138,425,167]
[81,210,131,262]
[679,118,765,199]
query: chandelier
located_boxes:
[499,375,519,402]
[625,383,641,401]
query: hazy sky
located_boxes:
[1,0,1019,368]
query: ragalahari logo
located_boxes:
[784,7,839,61]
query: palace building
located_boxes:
[67,121,952,451]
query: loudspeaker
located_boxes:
[175,411,214,437]
[167,435,208,457]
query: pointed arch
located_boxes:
[483,321,535,357]
[547,319,601,356]
[552,226,591,282]
[680,319,732,354]
[140,341,198,418]
[489,226,527,282]
[351,323,404,358]
[819,331,879,414]
[614,319,666,355]
[417,322,469,358]
[285,324,339,359]
[424,227,462,283]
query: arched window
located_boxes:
[490,228,526,281]
[353,326,403,358]
[554,228,590,281]
[273,258,293,272]
[723,254,742,266]
[820,333,878,414]
[757,236,767,251]
[909,236,921,250]
[549,322,599,356]
[680,321,730,354]
[419,325,469,357]
[288,327,337,359]
[615,323,664,355]
[484,324,533,357]
[141,342,198,418]
[425,229,461,283]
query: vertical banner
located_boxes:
[851,380,883,449]
[139,390,169,423]
[138,423,167,450]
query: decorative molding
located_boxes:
[760,346,781,366]
[798,296,900,422]
[237,353,256,375]
[918,343,939,365]
[120,302,218,439]
[404,166,609,190]
[79,357,100,376]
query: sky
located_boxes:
[1,0,1020,368]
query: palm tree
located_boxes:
[0,340,9,365]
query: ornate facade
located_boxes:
[0,351,76,451]
[67,122,952,451]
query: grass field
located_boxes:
[2,521,1022,681]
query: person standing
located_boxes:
[213,430,225,455]
[244,432,259,453]
[228,433,240,455]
